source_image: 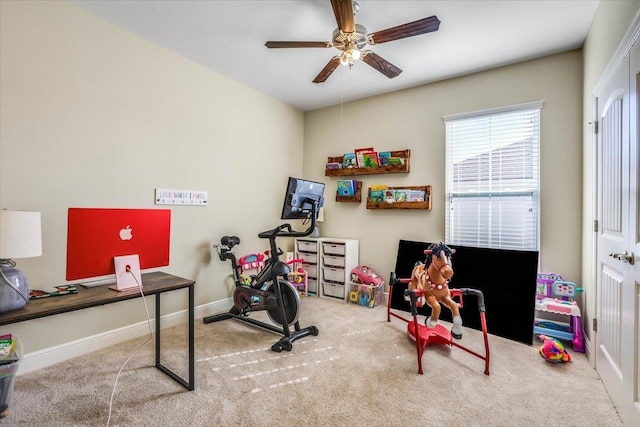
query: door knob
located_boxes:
[609,251,635,265]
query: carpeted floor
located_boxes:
[5,296,622,426]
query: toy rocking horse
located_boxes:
[408,242,463,339]
[387,242,490,375]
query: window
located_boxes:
[444,101,543,251]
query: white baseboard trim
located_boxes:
[17,298,232,376]
[583,334,594,366]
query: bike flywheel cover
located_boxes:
[233,287,252,309]
[266,280,301,326]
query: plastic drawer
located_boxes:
[322,255,345,267]
[322,281,345,299]
[302,262,317,278]
[297,240,317,253]
[298,252,317,264]
[307,278,318,294]
[322,266,345,283]
[322,243,346,256]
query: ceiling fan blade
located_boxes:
[265,41,332,48]
[361,52,402,79]
[369,15,441,44]
[313,56,341,83]
[330,0,355,33]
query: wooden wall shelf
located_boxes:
[325,149,410,176]
[336,181,362,203]
[366,185,432,210]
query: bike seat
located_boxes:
[221,235,240,248]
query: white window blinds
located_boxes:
[444,101,542,251]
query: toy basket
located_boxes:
[348,282,383,308]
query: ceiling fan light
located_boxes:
[340,51,353,66]
[351,48,361,61]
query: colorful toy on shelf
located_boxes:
[538,334,572,364]
[286,257,308,296]
[237,253,266,285]
[534,273,584,353]
[350,265,384,286]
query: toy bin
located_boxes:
[322,266,344,282]
[0,337,22,418]
[348,282,383,308]
[322,255,345,268]
[322,243,346,256]
[296,240,317,253]
[322,281,345,299]
[300,252,318,264]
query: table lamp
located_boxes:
[0,210,42,312]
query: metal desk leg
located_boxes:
[154,285,195,391]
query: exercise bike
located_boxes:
[202,202,320,352]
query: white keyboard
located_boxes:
[80,277,116,288]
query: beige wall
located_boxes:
[304,51,584,292]
[0,1,304,353]
[581,0,640,346]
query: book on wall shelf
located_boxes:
[378,151,391,165]
[407,189,425,202]
[335,180,362,203]
[369,189,385,202]
[337,180,356,196]
[394,190,408,202]
[342,153,357,169]
[387,157,405,165]
[361,152,380,168]
[354,147,375,167]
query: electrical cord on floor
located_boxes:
[106,267,153,427]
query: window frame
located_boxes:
[443,100,543,251]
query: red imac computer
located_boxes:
[66,208,171,286]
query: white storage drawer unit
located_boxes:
[294,237,359,301]
[319,239,359,300]
[295,238,321,295]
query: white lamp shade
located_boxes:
[0,210,42,259]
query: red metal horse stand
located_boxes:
[387,273,491,375]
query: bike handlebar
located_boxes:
[258,205,318,240]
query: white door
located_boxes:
[595,41,640,426]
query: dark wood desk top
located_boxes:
[0,271,195,326]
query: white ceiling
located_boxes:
[69,0,600,112]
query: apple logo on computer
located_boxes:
[119,225,133,241]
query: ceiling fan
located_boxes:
[265,0,440,83]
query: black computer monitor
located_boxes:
[280,177,325,220]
